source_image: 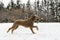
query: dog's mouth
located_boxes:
[35,19,40,23]
[37,18,40,21]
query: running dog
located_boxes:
[7,15,40,34]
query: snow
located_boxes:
[0,23,60,40]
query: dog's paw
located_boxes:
[36,27,39,30]
[33,32,36,34]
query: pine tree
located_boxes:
[16,0,21,8]
[49,0,55,21]
[34,0,37,14]
[22,3,25,13]
[7,3,10,9]
[44,0,46,5]
[36,0,40,16]
[11,0,14,8]
[0,1,4,10]
[7,0,16,9]
[37,0,39,9]
[54,0,60,21]
[26,0,31,10]
[26,0,32,18]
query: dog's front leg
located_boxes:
[30,27,35,34]
[33,26,39,30]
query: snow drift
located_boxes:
[0,23,60,40]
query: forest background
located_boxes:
[0,0,60,22]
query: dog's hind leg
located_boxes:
[7,24,16,33]
[11,28,15,34]
[7,27,12,33]
[7,23,18,33]
[30,27,35,34]
[11,24,19,34]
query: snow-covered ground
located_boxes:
[0,23,60,40]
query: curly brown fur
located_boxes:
[7,15,40,34]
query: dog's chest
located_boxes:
[24,21,33,27]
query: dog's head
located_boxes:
[32,15,40,22]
